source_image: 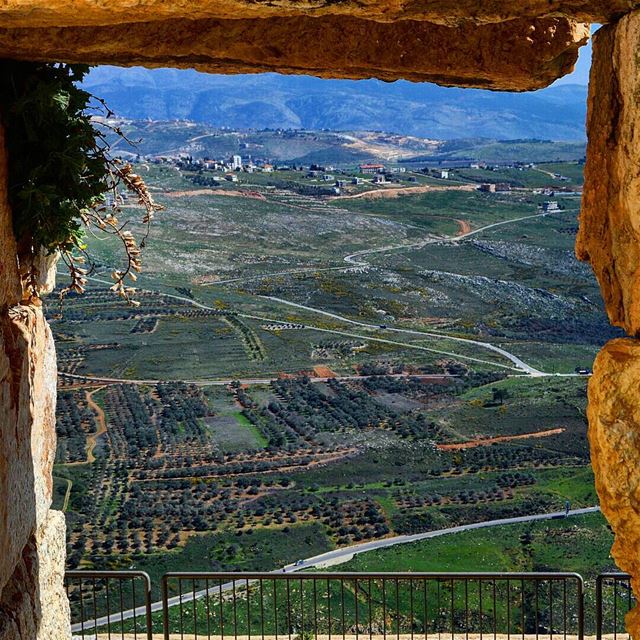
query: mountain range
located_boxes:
[84,67,588,141]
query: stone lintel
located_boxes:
[0,16,589,90]
[0,0,633,28]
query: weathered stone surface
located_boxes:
[33,511,71,640]
[0,121,22,309]
[18,250,60,298]
[0,511,71,640]
[0,303,59,589]
[0,16,589,90]
[577,11,640,335]
[0,119,69,638]
[0,114,57,599]
[0,0,634,27]
[588,338,640,637]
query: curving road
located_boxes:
[78,209,576,380]
[259,295,545,376]
[71,506,600,633]
[203,212,552,287]
[198,211,557,376]
[83,276,527,373]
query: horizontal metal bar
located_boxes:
[66,570,152,581]
[162,571,584,580]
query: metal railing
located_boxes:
[65,570,153,639]
[65,570,640,640]
[595,574,634,640]
[160,572,584,640]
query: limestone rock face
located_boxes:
[588,338,640,636]
[18,250,60,298]
[0,511,71,640]
[0,0,634,27]
[33,511,71,640]
[0,117,57,604]
[0,303,63,637]
[0,117,69,638]
[0,16,589,90]
[0,125,21,309]
[577,11,640,335]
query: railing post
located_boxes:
[577,574,585,640]
[162,574,170,640]
[142,571,153,640]
[595,575,603,640]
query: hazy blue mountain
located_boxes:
[84,67,587,141]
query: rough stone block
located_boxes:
[588,338,640,636]
[0,0,634,27]
[0,511,71,640]
[0,16,589,90]
[577,11,640,335]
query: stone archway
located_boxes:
[0,3,639,637]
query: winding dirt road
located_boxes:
[85,387,107,464]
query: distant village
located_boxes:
[139,151,581,207]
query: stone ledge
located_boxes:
[0,16,589,90]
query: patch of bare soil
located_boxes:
[84,387,107,464]
[332,184,474,201]
[455,218,472,235]
[436,428,566,451]
[313,365,337,378]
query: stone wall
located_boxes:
[577,14,640,336]
[0,116,70,638]
[588,339,640,636]
[1,1,640,639]
[577,9,640,637]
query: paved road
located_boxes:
[84,277,525,373]
[203,212,552,287]
[87,206,594,378]
[342,212,550,267]
[71,506,600,633]
[256,211,592,377]
[82,211,570,377]
[260,295,545,376]
[289,506,601,570]
[205,211,556,376]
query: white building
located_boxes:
[231,155,243,170]
[542,200,560,212]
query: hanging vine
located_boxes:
[0,60,162,305]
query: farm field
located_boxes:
[51,128,616,624]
